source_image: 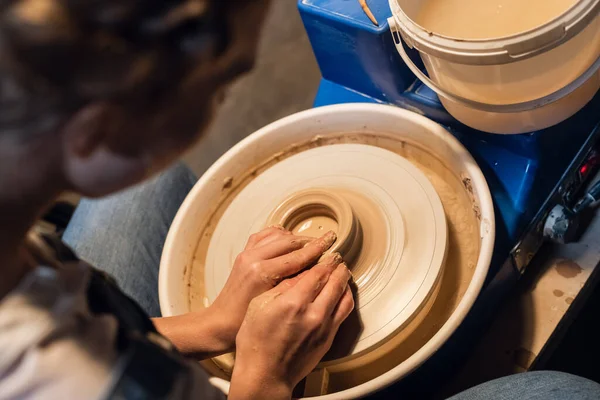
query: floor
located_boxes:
[183,0,321,176]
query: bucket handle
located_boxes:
[388,17,600,114]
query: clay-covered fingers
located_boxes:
[278,270,310,291]
[243,225,288,250]
[286,252,343,303]
[332,286,355,328]
[264,230,337,277]
[249,235,315,260]
[260,270,310,304]
[312,263,352,316]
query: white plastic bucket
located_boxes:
[388,0,600,134]
[159,104,495,398]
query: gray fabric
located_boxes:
[449,371,600,400]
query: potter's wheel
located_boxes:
[205,144,448,363]
[160,104,494,398]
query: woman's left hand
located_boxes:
[211,226,336,347]
[153,226,337,358]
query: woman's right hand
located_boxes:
[229,252,355,400]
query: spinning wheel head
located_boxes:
[205,144,448,363]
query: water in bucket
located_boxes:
[417,0,578,39]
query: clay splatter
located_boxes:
[462,177,474,195]
[553,289,564,297]
[565,297,574,305]
[473,204,482,221]
[555,259,582,278]
[222,177,233,190]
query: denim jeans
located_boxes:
[63,162,197,318]
[63,162,600,400]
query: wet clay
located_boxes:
[266,189,363,266]
[326,190,387,300]
[187,134,481,391]
[266,187,391,296]
[565,297,574,305]
[417,0,577,39]
[555,259,583,278]
[293,215,338,237]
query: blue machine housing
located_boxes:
[299,0,600,396]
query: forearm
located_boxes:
[152,307,233,359]
[229,367,292,400]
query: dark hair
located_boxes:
[0,0,228,136]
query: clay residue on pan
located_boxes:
[222,177,233,190]
[188,133,481,386]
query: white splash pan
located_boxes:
[159,103,495,399]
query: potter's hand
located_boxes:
[229,253,354,400]
[154,227,337,359]
[210,226,337,349]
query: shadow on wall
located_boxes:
[183,0,322,177]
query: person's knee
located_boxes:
[527,370,600,392]
[526,370,597,384]
[450,371,600,400]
